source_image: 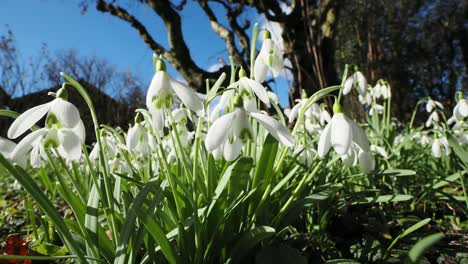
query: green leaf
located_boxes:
[230,226,276,263]
[381,169,416,177]
[114,182,165,264]
[85,184,100,261]
[132,205,177,264]
[206,157,253,217]
[447,134,468,165]
[352,194,413,204]
[384,218,431,260]
[406,233,444,263]
[0,155,86,263]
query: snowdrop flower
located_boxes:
[371,145,388,158]
[359,93,372,106]
[126,122,150,155]
[268,91,280,106]
[369,104,384,116]
[358,150,375,174]
[318,102,370,158]
[146,58,203,132]
[431,137,450,158]
[425,111,439,128]
[0,137,16,160]
[205,104,294,161]
[294,145,317,165]
[453,98,468,121]
[212,68,271,116]
[254,30,284,83]
[319,108,331,126]
[343,70,367,96]
[374,82,390,100]
[425,98,443,113]
[7,88,85,162]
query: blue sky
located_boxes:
[0,0,290,105]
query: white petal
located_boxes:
[358,151,375,174]
[223,137,242,161]
[354,72,367,96]
[240,78,270,107]
[233,110,254,141]
[318,123,332,158]
[11,128,47,161]
[343,76,354,95]
[0,138,16,159]
[126,125,141,150]
[426,99,435,113]
[432,139,441,158]
[50,99,81,128]
[350,120,370,152]
[150,108,165,133]
[288,102,302,123]
[330,114,353,155]
[74,120,86,144]
[8,102,51,139]
[254,55,269,83]
[341,146,357,167]
[250,112,295,147]
[205,110,237,151]
[57,129,82,160]
[146,71,171,108]
[169,77,203,114]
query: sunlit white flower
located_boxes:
[358,150,375,174]
[319,109,331,126]
[146,58,203,132]
[359,92,372,105]
[425,111,439,127]
[369,104,384,116]
[205,107,294,161]
[212,69,271,116]
[453,99,468,121]
[431,137,450,158]
[318,104,370,158]
[374,82,390,100]
[294,145,317,165]
[254,30,284,83]
[7,88,85,162]
[343,71,367,96]
[371,145,388,158]
[126,122,150,155]
[425,98,443,113]
[0,137,16,160]
[268,91,280,106]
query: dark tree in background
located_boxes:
[90,0,467,121]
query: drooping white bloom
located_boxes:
[317,102,372,174]
[212,69,271,115]
[425,111,439,128]
[371,145,388,158]
[453,99,468,121]
[425,98,444,113]
[254,30,284,83]
[7,89,85,162]
[374,82,390,100]
[359,92,372,106]
[126,122,150,154]
[205,107,294,161]
[431,137,450,158]
[318,113,370,157]
[146,59,203,132]
[358,150,375,174]
[0,137,16,160]
[343,71,367,96]
[369,104,384,116]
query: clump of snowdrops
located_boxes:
[0,24,466,263]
